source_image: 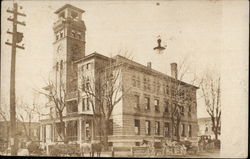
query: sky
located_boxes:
[1,0,224,118]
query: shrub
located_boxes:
[49,144,80,156]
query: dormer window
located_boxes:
[71,11,78,19]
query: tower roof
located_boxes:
[55,4,85,14]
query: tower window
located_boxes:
[60,32,63,38]
[86,97,90,110]
[77,33,81,39]
[60,60,63,69]
[82,98,85,111]
[71,30,76,38]
[59,12,65,19]
[56,62,59,71]
[71,11,78,19]
[86,63,91,70]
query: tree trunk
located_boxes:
[103,119,109,151]
[176,120,180,142]
[59,112,67,144]
[171,116,175,140]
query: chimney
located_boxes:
[147,62,152,68]
[170,63,178,79]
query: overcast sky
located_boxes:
[1,0,224,118]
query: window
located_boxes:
[108,119,113,135]
[136,75,140,88]
[108,142,113,146]
[59,11,65,19]
[60,32,63,38]
[181,124,185,137]
[143,77,147,90]
[173,126,177,136]
[43,126,46,142]
[145,120,151,135]
[56,62,59,71]
[164,101,169,113]
[188,105,192,113]
[66,100,78,114]
[71,30,76,38]
[154,99,159,112]
[156,81,160,94]
[134,95,140,109]
[86,98,90,110]
[86,82,90,91]
[134,120,140,135]
[188,125,192,137]
[171,89,175,97]
[148,78,151,90]
[82,98,85,111]
[77,33,81,39]
[164,123,170,137]
[85,121,90,139]
[81,65,85,71]
[86,63,91,69]
[60,60,63,70]
[145,97,150,110]
[50,107,53,116]
[82,83,85,91]
[71,11,78,19]
[155,121,160,135]
[181,106,184,116]
[66,120,78,141]
[135,142,140,146]
[132,75,136,87]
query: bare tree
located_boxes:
[79,55,131,150]
[200,71,221,140]
[16,96,42,141]
[36,73,68,143]
[0,106,9,122]
[167,58,198,141]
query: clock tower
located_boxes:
[53,4,86,92]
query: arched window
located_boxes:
[60,60,63,69]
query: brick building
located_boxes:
[39,4,199,147]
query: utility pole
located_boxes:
[5,2,26,156]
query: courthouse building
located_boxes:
[40,4,199,147]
